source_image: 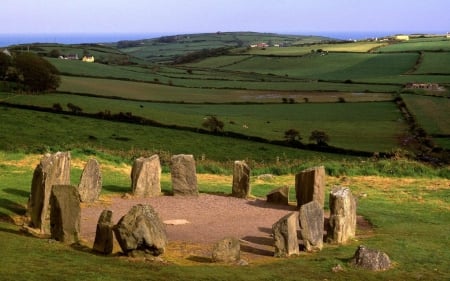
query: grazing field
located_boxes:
[2,93,405,152]
[414,52,450,74]
[401,94,450,149]
[377,38,450,52]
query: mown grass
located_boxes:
[0,151,449,280]
[414,52,450,74]
[377,38,450,52]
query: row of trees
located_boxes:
[0,52,60,92]
[202,116,330,145]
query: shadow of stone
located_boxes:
[3,188,29,198]
[186,255,212,263]
[246,199,297,211]
[240,244,273,257]
[258,227,273,235]
[102,185,129,194]
[242,235,273,246]
[0,198,27,216]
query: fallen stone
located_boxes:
[351,245,391,271]
[78,158,102,203]
[298,201,324,252]
[295,166,325,208]
[113,204,167,256]
[131,155,161,198]
[211,237,240,263]
[272,212,299,257]
[232,161,251,198]
[50,185,81,244]
[28,152,71,234]
[93,210,114,255]
[170,154,198,196]
[266,186,289,205]
[328,187,357,244]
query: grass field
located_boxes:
[377,38,450,52]
[414,52,450,74]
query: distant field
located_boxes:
[221,53,418,81]
[414,52,450,74]
[377,38,450,52]
[401,94,450,149]
[1,93,405,152]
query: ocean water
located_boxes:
[0,33,168,47]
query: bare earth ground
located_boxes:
[80,193,372,263]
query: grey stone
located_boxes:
[131,155,161,197]
[28,152,71,234]
[50,185,81,244]
[232,161,251,198]
[211,237,240,263]
[328,187,357,244]
[78,158,102,203]
[295,166,325,208]
[298,201,324,252]
[113,204,167,256]
[93,210,114,255]
[272,212,299,257]
[266,186,289,205]
[170,154,198,196]
[351,245,391,271]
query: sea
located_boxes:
[0,31,446,47]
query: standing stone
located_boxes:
[295,166,325,208]
[170,154,198,196]
[28,152,71,234]
[351,245,391,271]
[267,186,290,205]
[131,155,161,197]
[298,201,324,252]
[113,204,167,256]
[50,185,81,244]
[211,237,240,263]
[232,161,251,198]
[78,158,102,203]
[272,212,299,257]
[93,210,114,255]
[328,187,357,244]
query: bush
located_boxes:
[14,53,60,92]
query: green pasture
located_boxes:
[1,93,405,152]
[401,94,450,149]
[414,52,450,74]
[221,53,418,82]
[377,38,450,52]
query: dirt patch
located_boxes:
[80,193,372,263]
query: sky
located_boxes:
[1,0,448,35]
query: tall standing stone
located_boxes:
[272,212,299,257]
[93,210,114,255]
[28,152,71,234]
[78,158,102,203]
[131,155,161,197]
[50,185,81,244]
[295,166,325,208]
[170,154,198,196]
[298,201,324,252]
[232,161,251,198]
[113,204,167,256]
[328,187,357,244]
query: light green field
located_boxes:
[377,38,450,52]
[414,52,450,74]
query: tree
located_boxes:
[309,130,330,146]
[0,52,11,80]
[49,49,61,58]
[284,129,302,143]
[202,115,224,133]
[14,53,60,92]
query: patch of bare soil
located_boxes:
[80,193,372,263]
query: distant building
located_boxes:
[64,54,79,60]
[395,35,410,41]
[82,55,95,63]
[405,83,441,91]
[447,32,450,39]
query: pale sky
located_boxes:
[1,0,448,34]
